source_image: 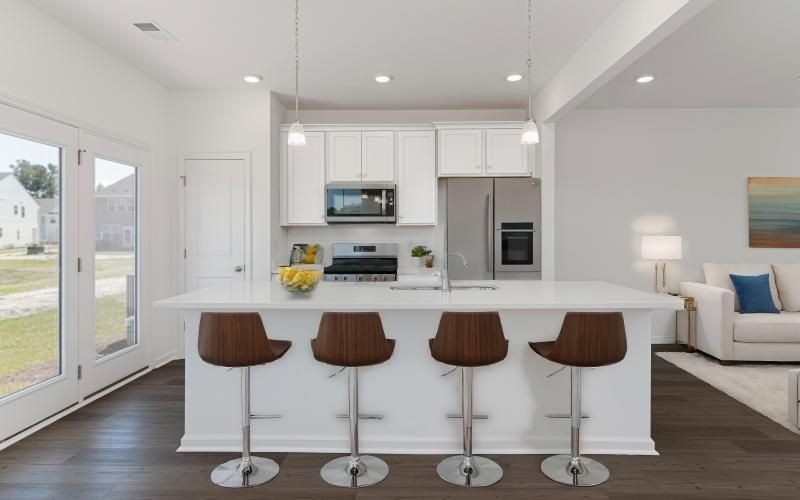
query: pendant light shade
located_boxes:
[288,0,306,146]
[520,119,540,145]
[288,121,306,146]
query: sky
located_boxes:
[1,131,133,189]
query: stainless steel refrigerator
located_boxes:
[446,178,541,280]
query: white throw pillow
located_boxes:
[703,263,782,312]
[773,264,800,312]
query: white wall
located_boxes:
[555,108,800,341]
[169,90,272,279]
[0,0,176,364]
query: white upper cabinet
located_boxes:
[361,131,395,182]
[327,131,362,182]
[283,131,326,225]
[436,123,531,178]
[485,129,528,176]
[397,131,436,225]
[438,129,483,176]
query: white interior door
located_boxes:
[184,158,248,292]
[0,102,80,440]
[78,131,148,398]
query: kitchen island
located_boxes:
[156,280,681,455]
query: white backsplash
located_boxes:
[285,225,442,270]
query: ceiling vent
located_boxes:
[132,21,177,41]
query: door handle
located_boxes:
[234,265,243,273]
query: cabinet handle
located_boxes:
[487,164,493,169]
[476,164,481,169]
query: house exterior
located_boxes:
[37,198,59,243]
[0,172,39,248]
[95,174,136,251]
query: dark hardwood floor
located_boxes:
[2,350,800,499]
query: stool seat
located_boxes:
[199,312,292,368]
[429,311,508,367]
[311,312,395,367]
[529,312,626,368]
[528,341,555,360]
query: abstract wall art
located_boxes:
[748,177,800,248]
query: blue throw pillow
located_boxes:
[729,274,780,314]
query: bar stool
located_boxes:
[311,312,395,488]
[429,311,508,487]
[198,312,291,488]
[529,312,627,487]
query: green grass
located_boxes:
[0,295,130,398]
[0,250,133,296]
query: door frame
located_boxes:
[176,152,252,357]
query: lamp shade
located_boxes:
[520,119,540,145]
[641,235,682,260]
[287,121,306,146]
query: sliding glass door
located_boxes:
[0,102,80,440]
[78,132,147,398]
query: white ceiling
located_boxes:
[582,0,800,108]
[28,0,623,110]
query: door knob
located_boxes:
[234,265,243,273]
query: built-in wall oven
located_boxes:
[325,184,396,223]
[495,222,537,272]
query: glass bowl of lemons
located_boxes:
[278,266,323,294]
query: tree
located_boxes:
[9,159,57,198]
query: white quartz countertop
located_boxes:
[155,280,683,311]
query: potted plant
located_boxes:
[411,245,432,267]
[424,253,435,268]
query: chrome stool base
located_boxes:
[436,455,503,487]
[210,456,280,488]
[320,455,389,488]
[540,455,610,487]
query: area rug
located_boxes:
[656,351,800,434]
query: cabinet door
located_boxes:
[438,129,483,176]
[287,132,326,224]
[397,131,436,225]
[326,131,362,182]
[361,131,395,182]
[486,129,528,176]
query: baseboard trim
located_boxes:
[155,351,177,368]
[178,434,658,456]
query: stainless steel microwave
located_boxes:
[325,184,396,223]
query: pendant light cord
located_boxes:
[294,0,300,122]
[527,0,533,121]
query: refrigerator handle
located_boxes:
[486,193,493,272]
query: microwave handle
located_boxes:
[382,189,387,216]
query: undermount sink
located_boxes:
[390,285,498,291]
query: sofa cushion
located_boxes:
[733,312,800,343]
[729,274,781,314]
[704,263,782,312]
[773,264,800,312]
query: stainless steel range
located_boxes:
[323,243,398,282]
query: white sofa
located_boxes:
[680,263,800,363]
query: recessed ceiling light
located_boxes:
[374,74,393,83]
[506,73,524,82]
[635,74,655,84]
[243,73,263,84]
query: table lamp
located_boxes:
[641,235,682,293]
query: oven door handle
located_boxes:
[498,229,535,233]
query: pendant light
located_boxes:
[287,0,306,146]
[520,0,540,145]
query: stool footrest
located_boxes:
[336,413,384,420]
[446,412,488,420]
[546,413,588,419]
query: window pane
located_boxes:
[0,132,61,399]
[94,158,136,359]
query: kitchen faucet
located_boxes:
[442,252,468,292]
